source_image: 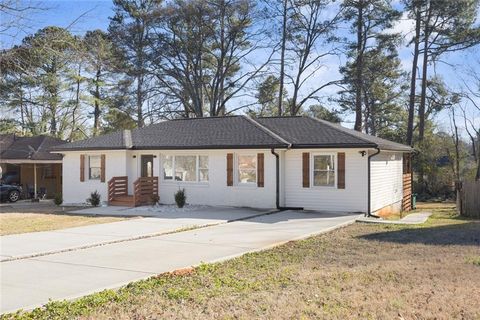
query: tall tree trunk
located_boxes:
[418,6,431,142]
[451,108,462,211]
[71,63,82,139]
[476,135,480,181]
[19,89,25,135]
[354,3,364,132]
[278,0,288,116]
[93,68,101,136]
[406,3,422,146]
[218,1,226,116]
[136,75,144,127]
[363,92,370,134]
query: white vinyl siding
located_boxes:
[284,149,368,212]
[62,151,128,204]
[370,152,403,212]
[158,150,276,208]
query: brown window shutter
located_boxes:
[226,153,233,186]
[80,154,85,182]
[337,152,345,189]
[257,153,264,187]
[302,152,310,188]
[100,154,106,182]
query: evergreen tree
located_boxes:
[340,0,401,132]
[84,30,120,136]
[109,0,161,127]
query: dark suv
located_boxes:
[0,183,22,202]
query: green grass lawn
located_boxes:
[2,204,479,320]
[0,213,128,236]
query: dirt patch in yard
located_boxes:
[3,205,479,320]
[0,213,128,235]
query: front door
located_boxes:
[140,155,154,177]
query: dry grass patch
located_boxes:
[3,204,479,320]
[0,213,127,235]
[383,201,456,220]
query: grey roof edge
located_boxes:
[51,144,289,152]
[305,115,414,152]
[290,143,378,149]
[243,116,292,146]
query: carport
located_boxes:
[0,134,65,199]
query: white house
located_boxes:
[52,116,413,216]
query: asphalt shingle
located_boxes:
[256,116,413,151]
[0,135,65,160]
[52,116,413,152]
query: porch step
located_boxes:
[109,195,135,207]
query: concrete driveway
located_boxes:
[1,206,268,261]
[0,210,359,314]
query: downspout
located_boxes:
[271,148,303,211]
[367,147,381,217]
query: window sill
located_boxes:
[234,183,258,189]
[161,181,210,187]
[310,185,338,189]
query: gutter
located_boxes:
[271,148,303,211]
[367,147,381,217]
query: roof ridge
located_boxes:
[36,135,48,152]
[304,115,377,147]
[242,116,292,146]
[164,115,240,122]
[257,115,303,119]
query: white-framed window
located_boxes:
[89,155,101,180]
[199,155,209,182]
[162,155,209,183]
[312,153,336,187]
[237,154,256,184]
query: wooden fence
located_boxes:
[458,181,480,218]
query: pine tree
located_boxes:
[340,0,401,132]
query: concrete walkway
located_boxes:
[0,207,268,262]
[0,211,358,314]
[356,212,432,225]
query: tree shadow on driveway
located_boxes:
[359,222,480,246]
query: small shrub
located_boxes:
[151,193,160,206]
[174,188,186,208]
[53,193,63,206]
[87,190,101,207]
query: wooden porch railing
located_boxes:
[133,176,158,206]
[108,176,128,202]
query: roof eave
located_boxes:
[290,143,377,149]
[51,144,290,152]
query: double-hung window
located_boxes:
[199,156,209,182]
[312,154,336,187]
[89,155,101,180]
[237,155,256,184]
[162,155,209,183]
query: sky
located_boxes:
[1,0,479,134]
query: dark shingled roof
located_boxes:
[53,116,289,151]
[52,130,126,151]
[256,116,413,151]
[52,116,413,152]
[0,134,65,160]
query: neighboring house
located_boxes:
[52,116,413,216]
[0,134,65,198]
